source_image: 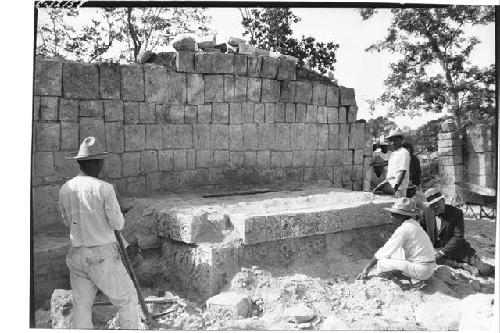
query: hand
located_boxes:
[434,249,444,260]
[356,270,368,280]
[120,202,133,214]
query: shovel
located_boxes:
[372,177,395,194]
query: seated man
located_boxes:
[378,131,410,197]
[356,197,436,281]
[370,155,388,190]
[421,188,494,277]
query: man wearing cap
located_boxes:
[356,197,436,281]
[378,131,411,197]
[370,155,388,190]
[421,188,494,277]
[57,137,139,329]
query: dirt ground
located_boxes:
[35,205,496,330]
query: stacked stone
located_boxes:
[464,126,496,188]
[32,54,368,230]
[437,130,464,197]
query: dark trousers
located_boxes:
[437,254,494,277]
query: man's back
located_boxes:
[58,174,124,247]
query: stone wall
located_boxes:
[32,53,371,231]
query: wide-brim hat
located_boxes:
[424,188,446,205]
[65,136,109,160]
[370,155,388,167]
[384,197,420,217]
[386,130,404,141]
[378,140,391,146]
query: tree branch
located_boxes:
[127,7,142,62]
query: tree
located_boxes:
[413,118,445,154]
[359,6,495,129]
[240,8,339,75]
[367,116,399,139]
[36,7,212,63]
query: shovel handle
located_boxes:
[114,230,154,326]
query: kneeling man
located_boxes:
[357,197,435,281]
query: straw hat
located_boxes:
[424,188,446,205]
[384,197,420,217]
[370,155,388,167]
[386,130,404,141]
[65,137,109,160]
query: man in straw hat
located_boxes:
[57,137,139,329]
[377,131,411,197]
[370,155,388,190]
[356,197,436,281]
[419,188,494,277]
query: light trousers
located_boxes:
[66,243,139,329]
[376,258,435,280]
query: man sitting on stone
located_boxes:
[377,131,411,197]
[420,188,494,277]
[356,197,436,282]
[370,155,388,190]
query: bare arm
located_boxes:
[393,170,407,191]
[356,257,378,280]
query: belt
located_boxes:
[414,260,435,264]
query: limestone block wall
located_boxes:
[464,126,497,188]
[32,53,370,230]
[437,131,464,197]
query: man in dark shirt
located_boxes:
[421,188,494,277]
[402,142,421,187]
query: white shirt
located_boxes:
[58,172,125,247]
[375,219,435,263]
[387,147,410,190]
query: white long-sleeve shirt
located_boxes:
[58,172,124,247]
[375,219,435,264]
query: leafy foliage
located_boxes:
[359,6,496,128]
[367,116,399,139]
[36,7,212,63]
[240,8,339,75]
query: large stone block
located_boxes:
[155,104,168,124]
[229,125,243,151]
[347,105,358,123]
[168,124,193,149]
[79,100,103,117]
[326,85,340,107]
[258,124,275,150]
[247,55,262,77]
[144,65,167,103]
[196,150,213,168]
[166,71,187,104]
[291,123,305,150]
[229,151,245,168]
[185,105,197,124]
[275,103,285,123]
[342,165,353,182]
[317,124,329,150]
[176,52,195,72]
[158,150,174,171]
[99,63,121,99]
[312,82,327,105]
[438,155,464,166]
[120,65,144,101]
[351,165,363,181]
[271,151,292,168]
[32,184,61,229]
[304,151,316,167]
[123,101,139,124]
[277,60,296,80]
[440,165,464,184]
[339,86,356,106]
[438,138,462,148]
[213,150,230,168]
[242,124,258,150]
[34,122,60,151]
[234,54,247,75]
[224,74,235,102]
[466,152,494,173]
[169,105,185,124]
[210,124,229,150]
[33,152,54,177]
[306,105,318,123]
[339,124,349,150]
[173,150,187,170]
[63,62,100,99]
[247,78,262,102]
[229,103,242,124]
[212,103,229,124]
[104,122,124,153]
[60,122,79,150]
[275,123,291,151]
[141,150,158,172]
[295,104,306,122]
[205,75,224,102]
[102,153,121,178]
[103,100,123,121]
[186,74,204,104]
[292,150,305,167]
[317,106,328,124]
[257,150,271,168]
[122,152,141,176]
[295,81,313,103]
[253,103,265,123]
[195,53,215,73]
[348,123,366,149]
[315,150,326,166]
[280,80,296,103]
[126,176,146,196]
[193,124,210,150]
[466,173,495,188]
[304,124,318,150]
[438,145,463,156]
[146,172,162,193]
[260,57,279,79]
[79,118,105,148]
[326,107,338,124]
[198,104,212,123]
[438,131,460,140]
[234,76,247,102]
[264,103,275,123]
[244,151,257,167]
[261,79,280,102]
[34,58,62,96]
[33,96,41,121]
[40,96,59,121]
[338,107,347,123]
[353,149,364,164]
[213,53,234,73]
[124,124,146,151]
[145,124,163,150]
[139,102,156,124]
[466,130,493,152]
